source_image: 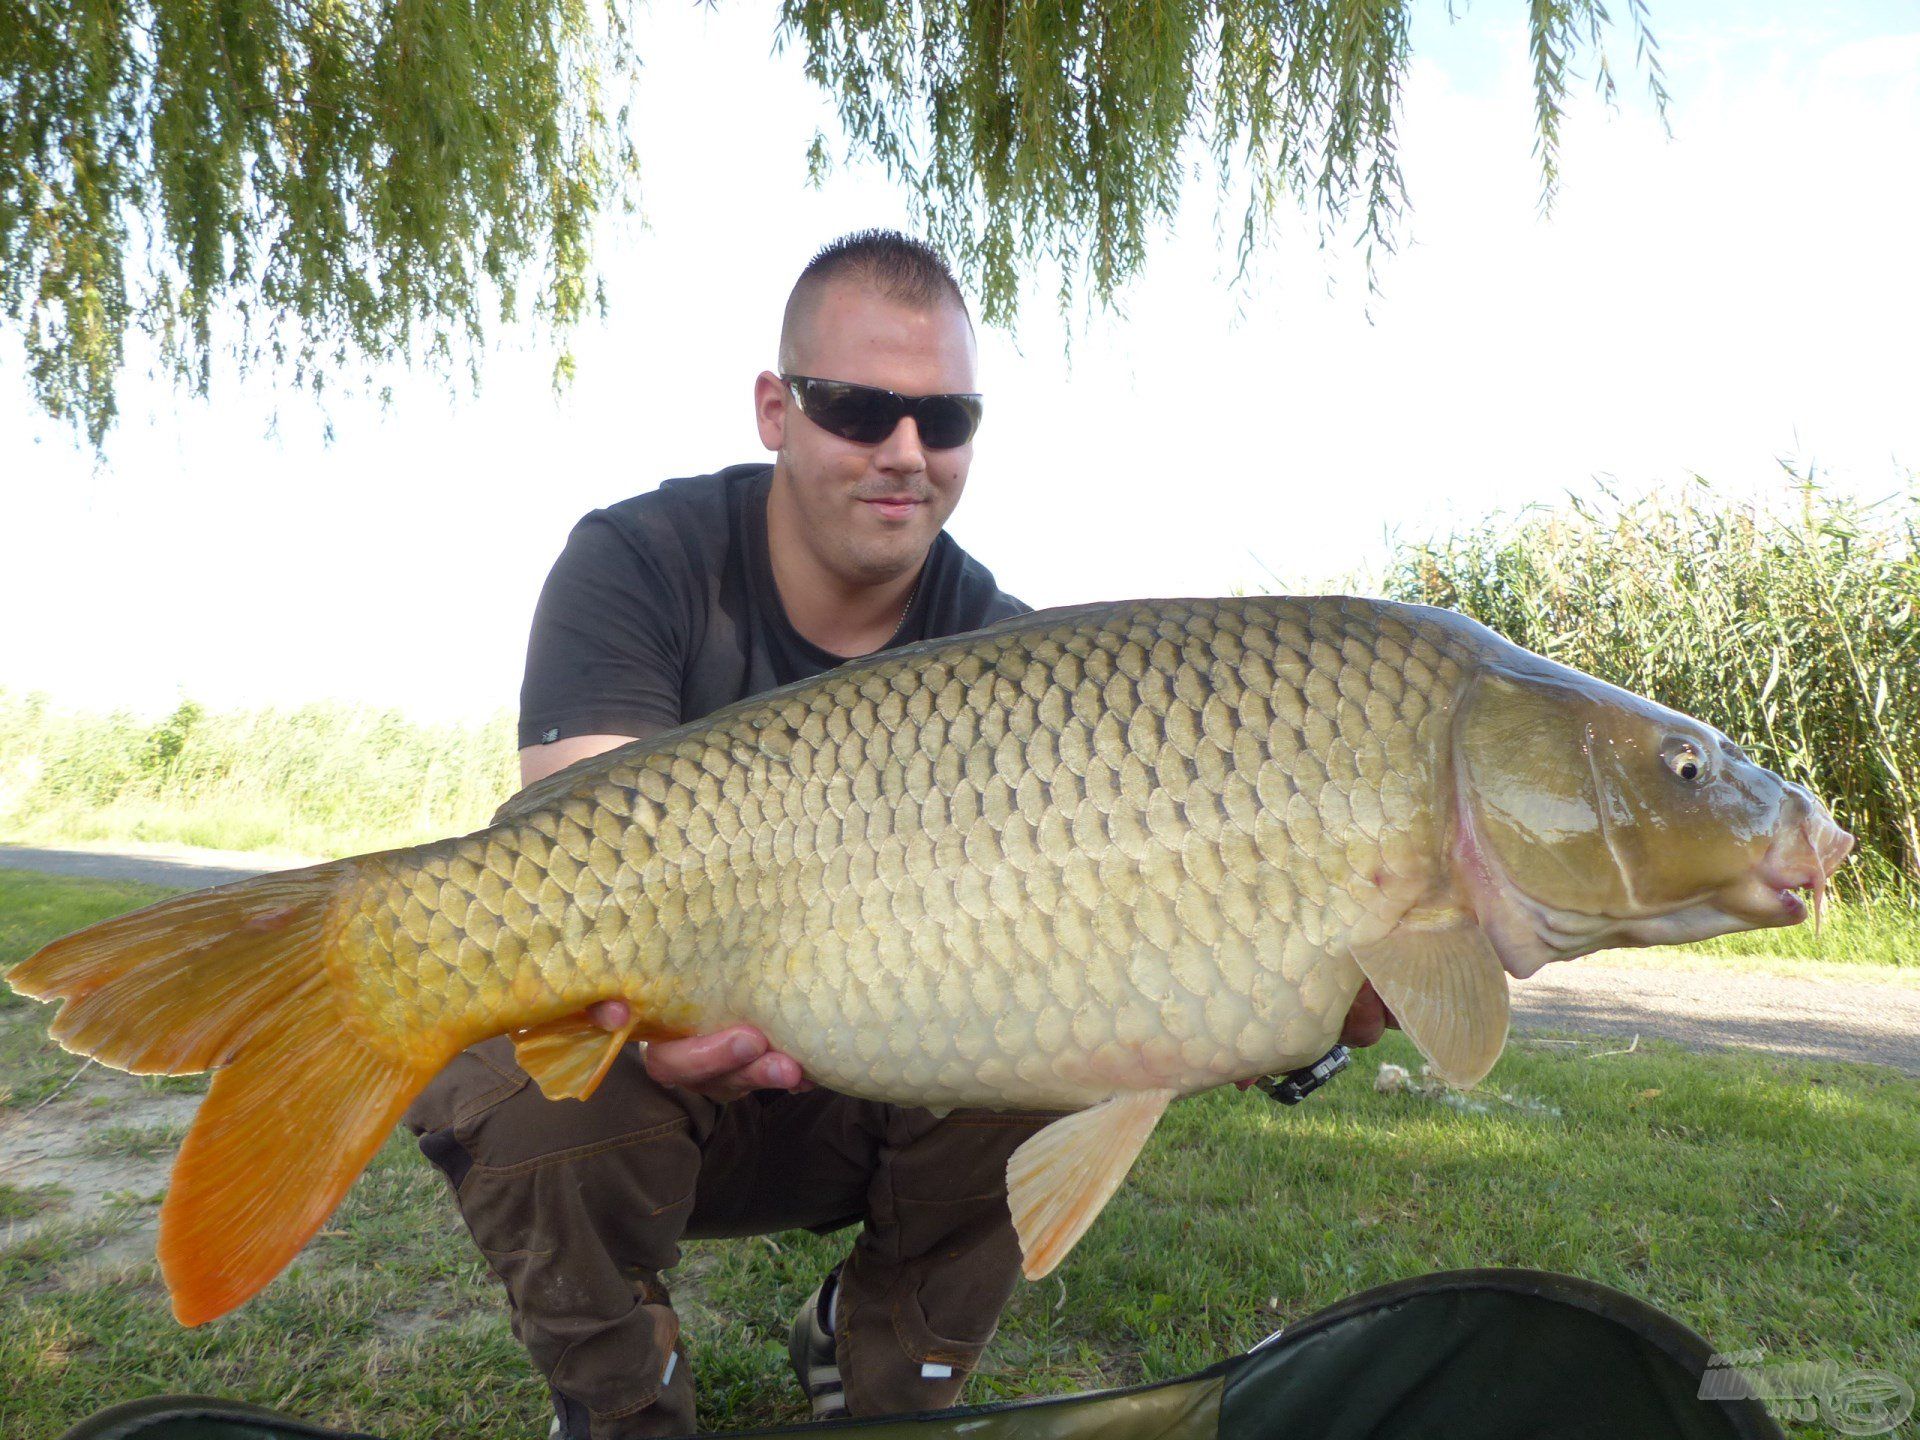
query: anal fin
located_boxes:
[1006,1088,1175,1280]
[1349,920,1510,1089]
[512,1012,640,1101]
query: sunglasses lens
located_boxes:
[789,378,982,449]
[799,381,900,444]
[914,395,983,449]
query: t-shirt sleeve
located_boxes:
[518,511,690,748]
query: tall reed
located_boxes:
[1380,474,1920,904]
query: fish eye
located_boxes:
[1663,739,1707,784]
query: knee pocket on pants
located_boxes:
[889,1280,999,1368]
[455,1120,699,1273]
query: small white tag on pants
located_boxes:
[920,1362,954,1380]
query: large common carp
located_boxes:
[9,596,1851,1326]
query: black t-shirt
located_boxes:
[519,464,1029,748]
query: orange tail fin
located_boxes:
[7,862,443,1325]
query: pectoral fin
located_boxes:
[512,1012,639,1101]
[1006,1087,1176,1280]
[1349,923,1510,1089]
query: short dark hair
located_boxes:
[779,230,972,372]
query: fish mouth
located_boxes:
[1755,864,1834,929]
[1746,812,1854,931]
[1761,880,1812,926]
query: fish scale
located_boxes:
[331,595,1467,1106]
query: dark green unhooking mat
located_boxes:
[55,1268,1785,1440]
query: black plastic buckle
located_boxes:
[1253,1045,1351,1105]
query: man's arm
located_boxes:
[521,732,643,788]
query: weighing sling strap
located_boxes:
[54,1269,1787,1440]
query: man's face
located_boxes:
[756,279,978,587]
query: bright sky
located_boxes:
[2,1,1915,721]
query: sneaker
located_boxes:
[788,1271,850,1420]
[548,1387,589,1439]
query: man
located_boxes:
[405,230,1397,1438]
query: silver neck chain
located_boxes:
[887,570,924,645]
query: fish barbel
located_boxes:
[7,596,1852,1324]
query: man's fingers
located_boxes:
[1375,983,1400,1031]
[644,1026,768,1086]
[734,1051,805,1092]
[587,999,631,1031]
[641,1026,807,1099]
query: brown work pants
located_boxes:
[403,1037,1051,1438]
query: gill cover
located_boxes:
[1455,668,1633,916]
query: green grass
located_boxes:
[82,1121,193,1161]
[0,871,182,979]
[1,1040,1913,1439]
[2,874,1915,1438]
[1694,895,1920,968]
[0,1180,68,1220]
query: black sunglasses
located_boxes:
[781,374,984,450]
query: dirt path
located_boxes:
[0,841,325,890]
[1511,958,1917,1076]
[0,1062,199,1276]
[4,841,1915,1077]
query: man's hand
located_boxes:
[585,1000,810,1103]
[1338,981,1399,1048]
